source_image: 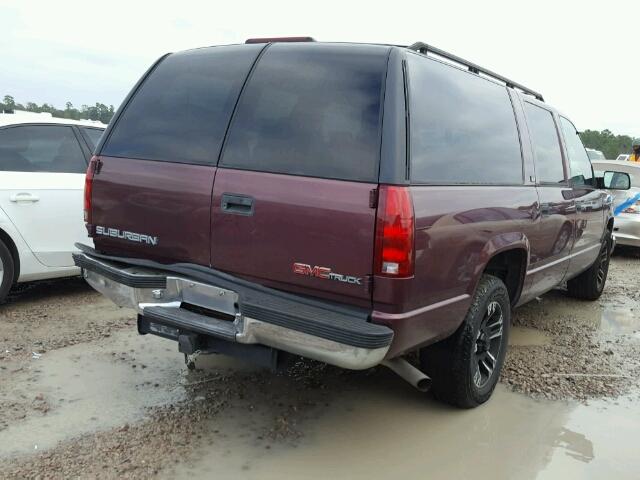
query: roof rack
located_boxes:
[407,42,544,102]
[245,36,315,44]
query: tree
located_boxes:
[1,94,115,123]
[580,129,634,159]
[3,95,15,111]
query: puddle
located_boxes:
[167,378,640,480]
[0,330,187,457]
[510,326,551,346]
[599,308,640,334]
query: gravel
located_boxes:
[501,249,640,401]
[2,362,340,480]
[1,277,132,363]
[1,249,639,478]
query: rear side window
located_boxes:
[0,125,86,173]
[221,43,388,182]
[560,117,594,186]
[407,54,523,185]
[102,45,262,165]
[523,103,565,184]
[80,127,104,150]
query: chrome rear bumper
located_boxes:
[76,250,392,370]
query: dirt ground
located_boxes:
[1,249,639,479]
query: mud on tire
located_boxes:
[420,274,510,409]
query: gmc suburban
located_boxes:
[75,38,631,408]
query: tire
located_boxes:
[419,274,510,408]
[0,239,15,303]
[566,232,611,301]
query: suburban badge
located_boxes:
[95,226,159,246]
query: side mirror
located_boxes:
[603,171,631,190]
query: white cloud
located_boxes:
[1,0,638,136]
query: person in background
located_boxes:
[631,138,640,162]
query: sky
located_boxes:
[1,0,638,137]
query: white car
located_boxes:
[592,160,640,248]
[586,148,606,161]
[616,154,630,162]
[0,110,106,302]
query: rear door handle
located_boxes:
[221,194,254,216]
[10,192,39,203]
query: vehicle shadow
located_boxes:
[4,276,91,306]
[612,245,640,259]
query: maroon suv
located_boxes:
[75,38,624,408]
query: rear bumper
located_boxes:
[73,246,393,370]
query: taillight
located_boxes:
[374,186,415,277]
[84,156,98,223]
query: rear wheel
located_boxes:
[0,240,15,303]
[566,232,611,301]
[420,274,510,408]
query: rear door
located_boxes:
[91,44,263,265]
[212,43,390,306]
[521,102,574,297]
[0,124,90,267]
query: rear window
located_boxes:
[407,54,523,185]
[102,44,262,164]
[221,43,389,182]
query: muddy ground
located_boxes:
[1,249,639,479]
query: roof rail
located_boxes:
[245,37,315,44]
[407,42,544,102]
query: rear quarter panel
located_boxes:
[373,186,539,357]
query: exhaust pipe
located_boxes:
[382,358,431,392]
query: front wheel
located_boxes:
[566,232,611,301]
[420,274,511,408]
[0,240,15,303]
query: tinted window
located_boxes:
[221,44,388,182]
[81,127,104,150]
[407,54,523,185]
[102,45,262,164]
[524,103,565,183]
[0,125,86,173]
[561,117,594,186]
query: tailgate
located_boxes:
[211,169,377,303]
[210,43,390,306]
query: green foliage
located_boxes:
[0,94,114,124]
[579,129,634,160]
